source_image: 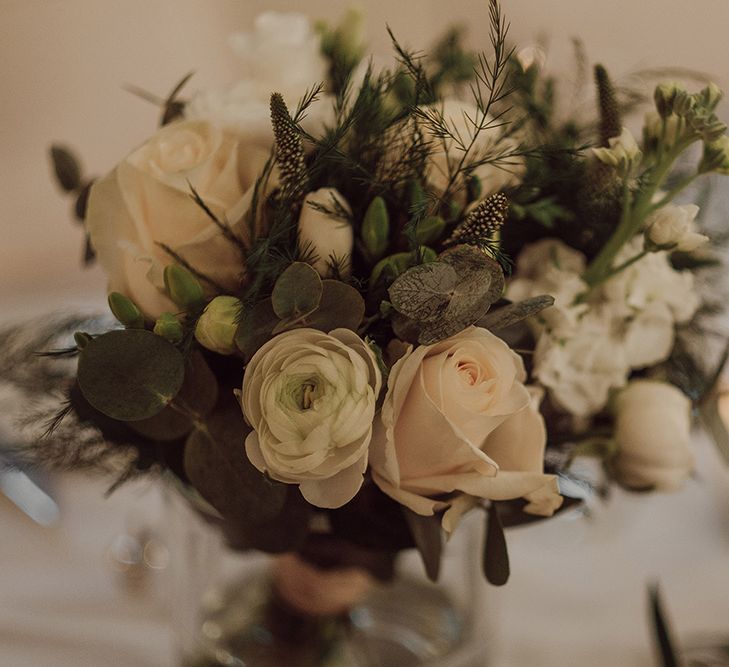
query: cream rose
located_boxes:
[87,119,270,318]
[370,327,562,529]
[241,328,382,509]
[613,380,694,491]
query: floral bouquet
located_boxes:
[7,1,729,664]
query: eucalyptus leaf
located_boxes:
[50,145,82,192]
[477,294,555,331]
[184,402,287,526]
[403,508,443,582]
[648,584,680,667]
[305,280,365,331]
[129,352,218,442]
[235,298,279,360]
[483,502,510,586]
[389,245,505,345]
[77,329,185,421]
[271,262,323,320]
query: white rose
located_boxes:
[185,12,333,138]
[613,380,694,491]
[645,204,708,252]
[298,189,354,277]
[533,311,629,418]
[370,327,562,530]
[241,328,382,509]
[421,99,525,198]
[87,120,269,318]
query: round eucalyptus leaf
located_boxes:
[184,402,287,526]
[305,280,366,331]
[129,351,219,441]
[77,329,185,421]
[271,262,323,320]
[388,261,458,321]
[235,299,280,361]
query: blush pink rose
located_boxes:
[370,326,562,530]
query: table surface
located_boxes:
[1,433,728,667]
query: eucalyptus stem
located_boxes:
[649,172,700,211]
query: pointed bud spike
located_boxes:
[446,193,509,248]
[270,92,308,202]
[594,64,622,146]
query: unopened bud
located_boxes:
[700,82,723,112]
[414,215,446,245]
[163,265,204,309]
[153,313,184,344]
[108,292,144,328]
[699,135,729,174]
[673,90,695,117]
[194,296,241,355]
[361,196,390,260]
[654,82,679,118]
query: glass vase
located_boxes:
[164,483,491,667]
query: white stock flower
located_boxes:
[532,311,629,418]
[613,380,694,491]
[505,239,589,338]
[298,189,354,277]
[645,204,708,252]
[241,328,382,509]
[602,237,699,323]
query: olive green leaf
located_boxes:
[184,402,287,526]
[77,329,185,421]
[483,502,510,586]
[129,351,218,442]
[389,244,505,344]
[476,294,555,331]
[271,262,323,320]
[403,508,443,582]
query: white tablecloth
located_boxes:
[2,433,729,666]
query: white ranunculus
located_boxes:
[645,204,708,252]
[185,12,333,138]
[370,327,562,529]
[602,237,700,324]
[505,238,589,338]
[298,189,354,277]
[421,99,525,199]
[613,380,694,491]
[533,311,629,418]
[241,328,382,509]
[86,120,269,319]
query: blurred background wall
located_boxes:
[1,0,728,315]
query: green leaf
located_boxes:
[235,298,279,360]
[77,329,185,421]
[271,262,323,320]
[129,352,218,442]
[50,145,82,192]
[414,215,446,245]
[483,503,510,586]
[361,196,390,260]
[305,280,365,331]
[477,294,555,331]
[648,584,680,667]
[389,245,505,344]
[184,402,287,527]
[403,508,443,582]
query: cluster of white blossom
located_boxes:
[506,232,700,418]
